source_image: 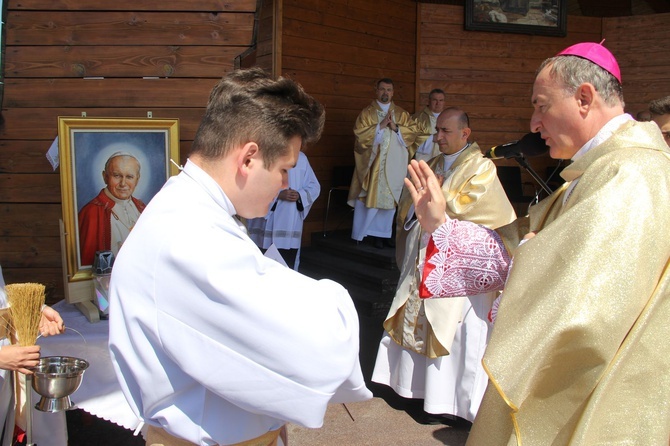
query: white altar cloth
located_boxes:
[35,300,142,443]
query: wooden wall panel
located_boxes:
[0,236,62,267]
[1,204,62,236]
[252,0,274,72]
[0,173,61,203]
[416,6,670,214]
[1,1,255,302]
[0,268,63,303]
[3,79,216,108]
[6,12,255,46]
[416,3,602,196]
[280,0,418,237]
[4,46,246,78]
[603,13,670,117]
[9,0,258,11]
[0,108,204,142]
[3,0,670,302]
[0,141,58,173]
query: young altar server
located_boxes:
[108,68,372,446]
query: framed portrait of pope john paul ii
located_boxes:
[58,117,180,288]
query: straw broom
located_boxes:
[5,283,45,346]
[5,282,45,446]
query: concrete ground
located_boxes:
[63,307,472,445]
[64,383,470,445]
[284,310,470,446]
[287,383,470,446]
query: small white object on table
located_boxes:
[35,300,143,444]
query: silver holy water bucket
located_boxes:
[30,356,89,412]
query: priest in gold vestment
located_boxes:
[348,78,418,247]
[402,43,670,445]
[413,88,446,162]
[372,107,515,422]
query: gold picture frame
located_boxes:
[58,117,180,290]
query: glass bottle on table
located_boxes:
[92,250,114,320]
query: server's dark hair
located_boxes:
[191,67,325,168]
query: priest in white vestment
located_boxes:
[246,151,320,270]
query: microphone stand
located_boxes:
[512,154,553,196]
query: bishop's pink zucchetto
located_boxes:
[557,40,622,84]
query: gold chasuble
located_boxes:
[413,107,440,161]
[348,101,418,209]
[467,120,670,445]
[384,144,516,358]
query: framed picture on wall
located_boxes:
[465,0,567,37]
[58,117,180,284]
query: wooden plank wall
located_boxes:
[604,13,670,116]
[279,0,418,237]
[417,5,670,207]
[254,0,275,72]
[2,0,668,303]
[0,0,257,302]
[416,3,603,194]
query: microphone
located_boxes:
[484,132,549,159]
